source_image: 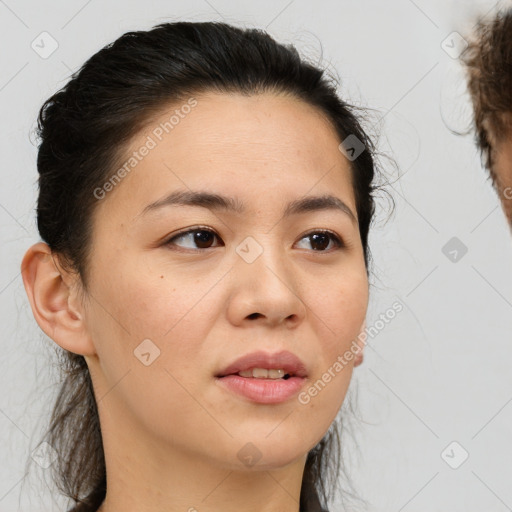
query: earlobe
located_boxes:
[353,319,367,368]
[20,242,96,356]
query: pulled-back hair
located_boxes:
[462,8,512,180]
[29,20,381,512]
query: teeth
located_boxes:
[238,368,288,379]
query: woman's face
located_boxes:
[82,91,369,470]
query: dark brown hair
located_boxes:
[27,20,383,512]
[462,8,512,181]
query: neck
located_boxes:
[94,397,307,512]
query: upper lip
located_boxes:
[216,350,308,378]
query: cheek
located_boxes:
[95,253,218,341]
[86,255,224,402]
[494,149,512,206]
[294,271,367,421]
[308,269,368,350]
[86,266,222,440]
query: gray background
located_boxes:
[1,0,512,511]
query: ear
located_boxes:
[20,242,96,356]
[353,319,367,368]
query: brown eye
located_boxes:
[296,230,344,252]
[165,228,222,250]
[164,227,343,253]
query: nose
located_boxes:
[225,241,307,328]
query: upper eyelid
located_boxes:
[168,226,342,238]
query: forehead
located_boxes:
[146,91,343,163]
[94,91,356,222]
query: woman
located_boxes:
[21,20,381,512]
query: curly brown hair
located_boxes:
[462,8,512,183]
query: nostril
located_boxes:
[247,313,263,320]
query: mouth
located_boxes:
[215,350,308,404]
[215,349,308,379]
[218,368,296,379]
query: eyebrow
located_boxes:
[136,190,357,224]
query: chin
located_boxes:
[233,447,308,471]
[227,433,319,471]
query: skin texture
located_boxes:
[490,129,512,229]
[21,92,369,512]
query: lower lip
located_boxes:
[216,375,306,404]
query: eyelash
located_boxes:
[163,226,345,253]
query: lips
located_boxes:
[216,350,308,379]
